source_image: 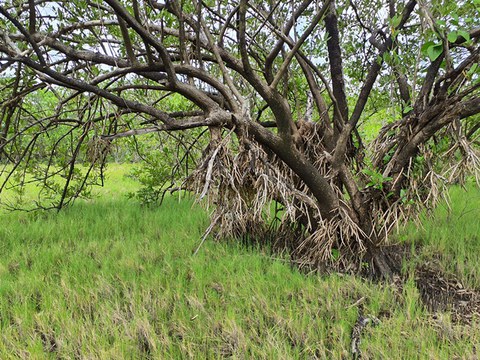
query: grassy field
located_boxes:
[0,164,479,359]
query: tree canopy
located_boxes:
[0,0,479,276]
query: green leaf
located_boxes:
[391,15,401,28]
[421,41,435,55]
[467,63,478,77]
[427,44,443,61]
[331,248,340,261]
[451,13,459,26]
[457,29,471,43]
[447,31,458,43]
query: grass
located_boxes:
[0,165,479,358]
[399,180,480,288]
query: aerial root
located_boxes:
[186,129,371,268]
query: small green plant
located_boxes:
[362,168,393,191]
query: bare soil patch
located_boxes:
[416,264,480,323]
[381,243,480,324]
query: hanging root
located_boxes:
[187,118,479,274]
[187,125,365,270]
[369,120,480,240]
[87,137,111,164]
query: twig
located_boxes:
[351,312,380,359]
[193,214,221,256]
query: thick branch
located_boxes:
[324,0,348,125]
[28,0,36,34]
[458,97,480,119]
[247,121,339,218]
[117,15,139,66]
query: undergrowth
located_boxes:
[400,179,480,288]
[0,164,478,358]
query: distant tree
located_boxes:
[0,0,479,277]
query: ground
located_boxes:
[0,164,479,358]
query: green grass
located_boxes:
[0,166,479,358]
[399,180,480,288]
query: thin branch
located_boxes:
[329,0,417,169]
[270,0,331,90]
[103,0,176,82]
[264,0,315,83]
[193,0,243,112]
[0,6,46,67]
[101,116,216,140]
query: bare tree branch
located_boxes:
[270,0,331,90]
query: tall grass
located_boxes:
[0,165,478,358]
[399,180,480,288]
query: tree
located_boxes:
[0,0,479,277]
